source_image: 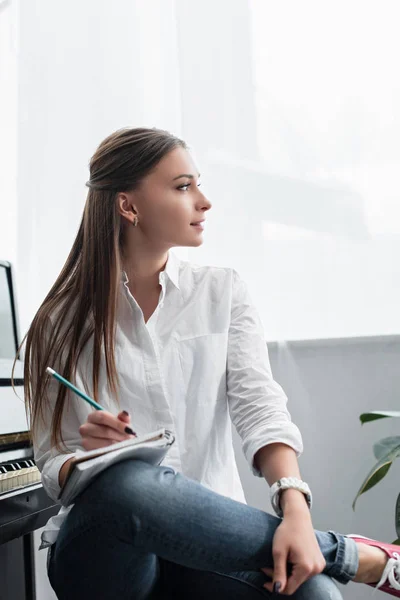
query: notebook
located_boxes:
[58,428,175,507]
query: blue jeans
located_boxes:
[47,460,359,599]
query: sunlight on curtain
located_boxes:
[0,0,18,265]
[11,0,400,340]
[185,0,400,340]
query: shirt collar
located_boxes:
[121,251,180,290]
[161,250,180,290]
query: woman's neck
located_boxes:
[122,251,169,295]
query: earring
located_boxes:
[133,216,138,227]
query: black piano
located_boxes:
[0,261,59,599]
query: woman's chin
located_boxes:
[184,235,204,247]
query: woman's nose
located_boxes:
[198,190,212,211]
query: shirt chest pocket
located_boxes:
[174,332,228,405]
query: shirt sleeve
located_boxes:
[31,320,90,502]
[33,370,88,502]
[226,269,303,477]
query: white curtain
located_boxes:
[0,0,18,267]
[2,0,400,340]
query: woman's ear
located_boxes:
[117,192,138,225]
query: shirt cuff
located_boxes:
[41,452,77,502]
[243,421,304,477]
[39,505,74,549]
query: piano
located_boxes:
[0,260,59,600]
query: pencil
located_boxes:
[46,366,105,411]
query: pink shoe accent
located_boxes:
[347,534,400,596]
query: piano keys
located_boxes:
[0,459,40,494]
[0,260,59,600]
[0,431,41,495]
[0,426,58,549]
[0,363,41,498]
[0,359,58,546]
[0,260,58,562]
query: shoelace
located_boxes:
[375,557,400,592]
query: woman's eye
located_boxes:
[177,182,202,192]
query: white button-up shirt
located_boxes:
[35,251,303,549]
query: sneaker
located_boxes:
[347,534,400,596]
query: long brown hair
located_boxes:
[14,127,186,452]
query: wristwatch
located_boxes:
[270,477,312,518]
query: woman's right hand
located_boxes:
[79,409,137,451]
[59,410,136,488]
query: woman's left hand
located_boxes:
[261,509,326,595]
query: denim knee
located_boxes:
[78,460,176,513]
[294,574,343,600]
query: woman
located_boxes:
[20,127,400,599]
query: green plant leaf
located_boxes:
[392,538,400,545]
[374,436,400,460]
[360,411,400,425]
[396,493,400,540]
[352,444,400,510]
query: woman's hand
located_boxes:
[59,410,136,487]
[261,505,326,595]
[79,409,137,451]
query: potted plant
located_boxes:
[353,411,400,544]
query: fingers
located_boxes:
[87,410,135,437]
[283,566,311,595]
[283,561,325,596]
[260,567,274,591]
[117,410,137,436]
[79,422,132,443]
[81,436,124,451]
[262,561,326,596]
[271,547,288,594]
[260,567,274,579]
[80,410,137,451]
[117,410,131,425]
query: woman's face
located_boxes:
[122,146,212,249]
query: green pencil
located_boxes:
[46,366,104,411]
